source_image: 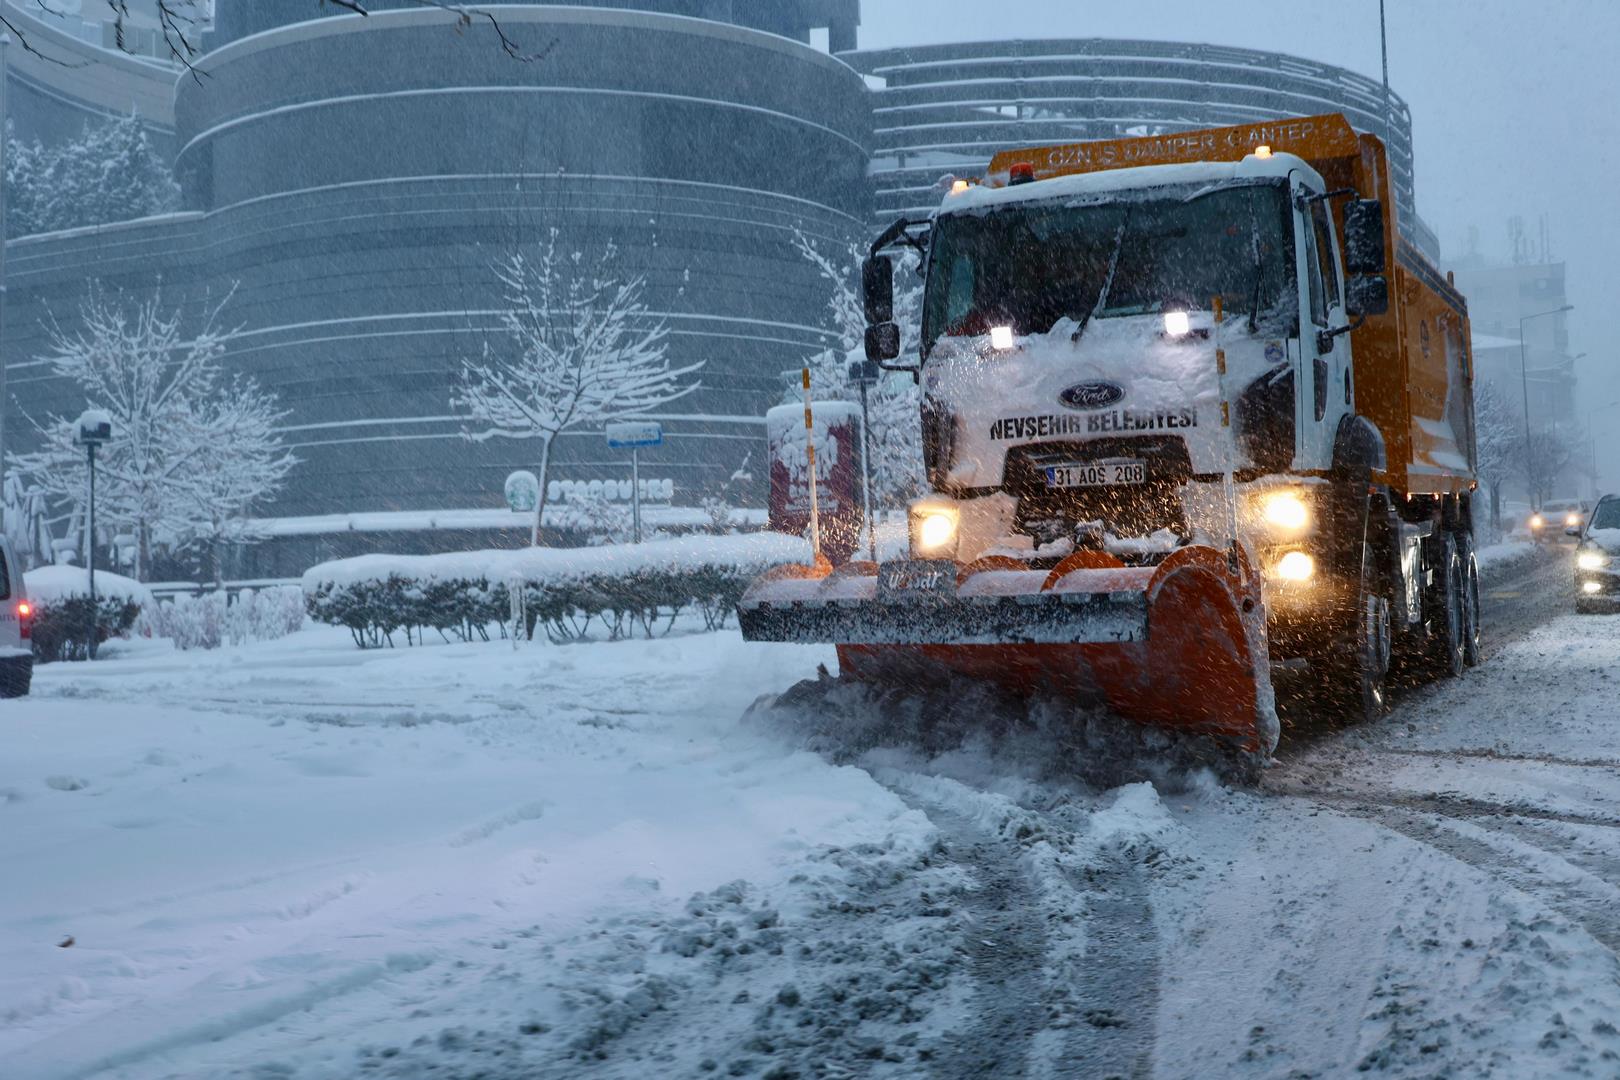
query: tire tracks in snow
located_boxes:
[881,775,1159,1079]
[1288,787,1620,957]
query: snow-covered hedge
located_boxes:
[23,566,152,662]
[302,533,811,648]
[139,586,306,651]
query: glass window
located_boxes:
[1311,200,1341,309]
[1301,208,1327,328]
[1590,500,1620,530]
[922,181,1296,353]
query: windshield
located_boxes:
[922,181,1296,353]
[1591,501,1620,529]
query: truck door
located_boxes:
[1294,184,1351,470]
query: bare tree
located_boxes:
[1523,421,1586,506]
[451,231,702,544]
[1473,378,1519,536]
[7,282,276,578]
[7,2,553,73]
[170,377,299,586]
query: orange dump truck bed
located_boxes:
[988,114,1476,498]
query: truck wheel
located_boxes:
[1329,544,1391,723]
[1461,538,1482,667]
[1428,533,1466,678]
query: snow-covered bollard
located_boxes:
[508,570,527,649]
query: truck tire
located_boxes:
[1428,533,1466,678]
[1460,534,1482,667]
[1328,541,1391,723]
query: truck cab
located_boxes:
[886,149,1386,594]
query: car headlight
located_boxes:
[1530,514,1545,528]
[1578,550,1611,571]
[1269,550,1316,582]
[1258,490,1311,533]
[1567,513,1581,527]
[910,502,960,558]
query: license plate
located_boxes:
[878,559,957,597]
[1044,459,1146,488]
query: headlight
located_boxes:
[989,325,1015,350]
[1530,514,1545,528]
[1269,550,1316,582]
[910,502,960,557]
[1162,310,1191,337]
[1567,513,1581,527]
[1258,490,1311,533]
[1578,550,1611,571]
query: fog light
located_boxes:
[1578,550,1610,571]
[911,502,961,558]
[1259,491,1311,532]
[1272,550,1316,582]
[1583,580,1603,595]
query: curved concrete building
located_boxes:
[6,6,870,571]
[843,38,1438,259]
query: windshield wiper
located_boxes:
[1073,209,1132,343]
[1245,219,1264,335]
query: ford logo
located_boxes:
[1058,381,1125,410]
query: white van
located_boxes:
[0,538,33,696]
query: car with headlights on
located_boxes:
[1531,499,1589,542]
[1575,496,1620,612]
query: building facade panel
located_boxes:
[844,38,1439,261]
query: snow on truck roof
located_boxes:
[939,152,1321,216]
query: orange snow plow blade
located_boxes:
[737,544,1278,756]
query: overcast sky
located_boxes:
[860,0,1620,486]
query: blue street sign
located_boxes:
[605,421,663,449]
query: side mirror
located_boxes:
[862,255,894,326]
[865,322,900,362]
[1343,199,1386,274]
[1345,274,1389,318]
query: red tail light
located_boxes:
[17,601,31,639]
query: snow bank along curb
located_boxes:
[302,533,811,647]
[22,566,151,663]
[1474,540,1543,584]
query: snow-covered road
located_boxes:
[4,545,1619,1079]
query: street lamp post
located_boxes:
[847,359,881,564]
[1518,304,1574,506]
[73,410,112,661]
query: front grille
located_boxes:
[1003,437,1193,541]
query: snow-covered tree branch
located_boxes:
[451,231,702,543]
[5,113,180,238]
[8,283,294,579]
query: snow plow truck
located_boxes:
[739,113,1479,762]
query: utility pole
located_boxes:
[0,35,10,534]
[1378,0,1394,148]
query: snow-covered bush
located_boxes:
[302,533,809,648]
[23,565,151,662]
[701,496,736,534]
[552,490,632,546]
[140,586,307,650]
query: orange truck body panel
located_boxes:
[988,114,1476,498]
